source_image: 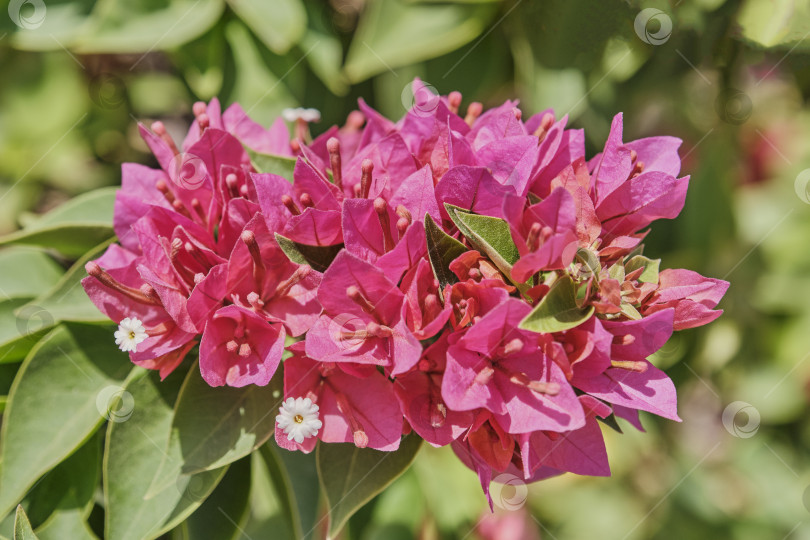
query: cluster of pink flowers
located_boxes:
[83,80,728,504]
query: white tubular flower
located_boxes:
[114,317,148,353]
[276,397,323,444]
[282,107,321,123]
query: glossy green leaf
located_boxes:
[0,298,52,365]
[27,433,100,540]
[624,255,660,284]
[13,506,37,540]
[228,0,306,54]
[318,436,422,538]
[146,363,282,497]
[424,214,467,289]
[248,149,297,182]
[275,234,343,273]
[519,275,594,333]
[0,188,116,258]
[343,0,497,82]
[105,369,227,540]
[0,324,132,519]
[0,248,62,301]
[260,443,320,540]
[182,457,251,540]
[16,240,112,325]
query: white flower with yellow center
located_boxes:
[114,317,148,353]
[276,397,322,444]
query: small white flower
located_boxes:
[281,107,321,123]
[276,397,323,444]
[114,317,148,353]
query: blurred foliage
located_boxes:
[1,0,810,538]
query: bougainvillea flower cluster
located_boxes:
[83,80,728,505]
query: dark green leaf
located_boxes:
[0,299,52,365]
[105,369,227,540]
[424,214,467,289]
[146,363,282,497]
[248,149,297,182]
[274,234,343,273]
[0,324,132,518]
[519,275,594,333]
[183,457,251,540]
[260,443,320,540]
[318,436,422,538]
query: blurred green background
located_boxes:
[1,0,809,538]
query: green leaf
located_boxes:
[183,457,251,540]
[27,433,100,540]
[318,436,422,539]
[75,0,225,54]
[624,255,660,284]
[620,303,642,321]
[260,443,320,540]
[424,214,467,289]
[445,205,524,289]
[0,188,116,258]
[0,248,63,300]
[227,0,306,54]
[0,323,132,518]
[519,275,594,333]
[300,0,348,95]
[248,149,297,182]
[274,234,343,273]
[105,369,227,540]
[13,506,37,540]
[16,240,113,325]
[146,363,282,497]
[0,298,52,365]
[737,0,810,49]
[343,0,497,83]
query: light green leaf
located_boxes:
[146,363,282,497]
[227,0,306,54]
[248,149,297,182]
[274,234,343,273]
[0,188,116,258]
[16,240,113,325]
[0,248,63,301]
[0,299,52,365]
[445,205,524,289]
[0,324,132,518]
[318,436,422,539]
[105,369,227,540]
[620,303,642,320]
[74,0,225,54]
[624,255,660,284]
[424,214,467,289]
[343,0,498,83]
[260,443,320,540]
[519,275,594,333]
[737,0,810,49]
[13,506,37,540]
[183,457,251,540]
